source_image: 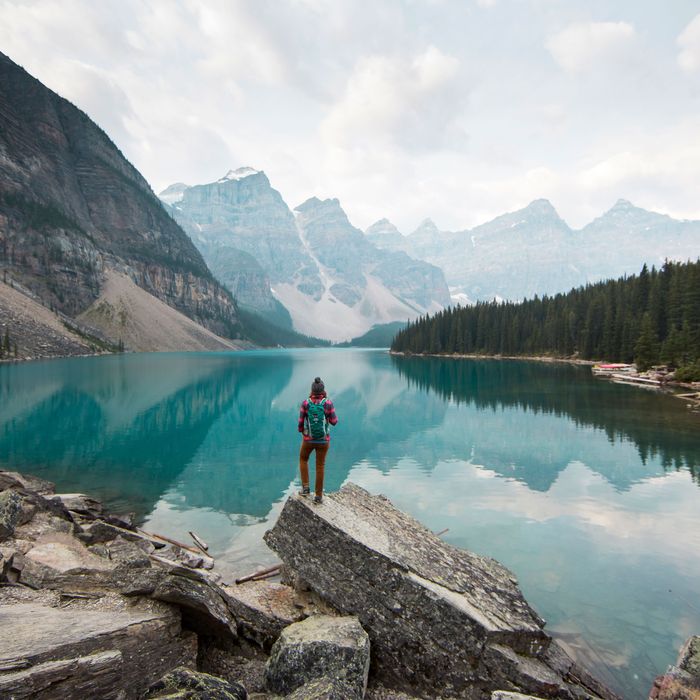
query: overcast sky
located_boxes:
[2,0,700,232]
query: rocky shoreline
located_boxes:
[1,470,698,699]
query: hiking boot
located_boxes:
[299,486,310,497]
[313,494,323,505]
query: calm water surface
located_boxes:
[1,349,699,698]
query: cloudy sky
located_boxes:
[1,0,700,232]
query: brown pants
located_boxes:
[299,441,329,498]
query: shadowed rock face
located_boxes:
[264,484,618,700]
[0,51,241,343]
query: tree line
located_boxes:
[391,259,700,380]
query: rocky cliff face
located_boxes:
[163,172,451,342]
[0,51,242,344]
[367,199,700,304]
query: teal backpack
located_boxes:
[306,399,328,440]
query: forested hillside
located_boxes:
[392,260,700,379]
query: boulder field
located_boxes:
[1,471,695,699]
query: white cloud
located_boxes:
[0,1,698,234]
[320,46,466,155]
[678,13,700,73]
[546,21,637,73]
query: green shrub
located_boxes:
[675,361,700,383]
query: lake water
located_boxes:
[1,348,699,698]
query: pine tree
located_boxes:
[634,313,659,371]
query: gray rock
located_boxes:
[287,676,359,700]
[264,485,616,699]
[0,472,25,492]
[199,639,268,695]
[0,600,196,699]
[0,490,22,540]
[265,615,370,698]
[76,518,155,546]
[222,580,305,649]
[0,470,55,495]
[678,635,700,678]
[153,573,238,639]
[143,666,247,699]
[52,493,104,519]
[19,532,116,590]
[491,693,547,700]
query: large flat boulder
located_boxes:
[20,531,116,590]
[264,485,615,699]
[0,599,196,698]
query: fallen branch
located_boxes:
[235,563,282,585]
[189,530,210,555]
[435,528,449,536]
[249,568,282,582]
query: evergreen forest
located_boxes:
[391,259,700,380]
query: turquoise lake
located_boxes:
[1,348,699,698]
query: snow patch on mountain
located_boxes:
[217,167,260,183]
[274,275,425,343]
[450,291,472,306]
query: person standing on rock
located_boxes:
[298,377,338,504]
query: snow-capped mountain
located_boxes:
[367,199,700,302]
[160,170,450,342]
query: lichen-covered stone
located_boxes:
[265,615,370,698]
[678,636,700,679]
[143,667,247,699]
[0,490,22,540]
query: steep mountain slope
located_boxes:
[78,270,242,352]
[367,199,700,303]
[0,51,242,351]
[162,171,451,342]
[164,168,316,328]
[0,279,94,359]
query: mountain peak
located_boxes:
[611,198,635,210]
[158,182,190,205]
[294,197,341,214]
[600,198,649,220]
[524,198,558,216]
[217,167,260,183]
[365,218,402,236]
[411,218,439,236]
